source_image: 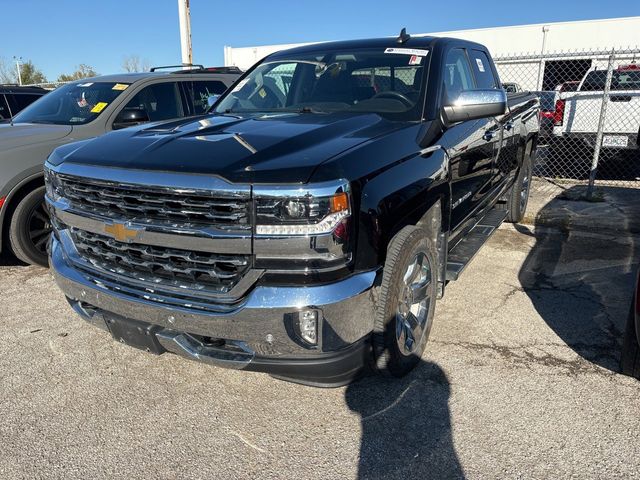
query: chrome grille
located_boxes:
[57,174,250,229]
[70,229,250,293]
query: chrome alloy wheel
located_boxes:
[395,252,433,356]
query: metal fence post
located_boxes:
[587,51,615,198]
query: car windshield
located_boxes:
[581,70,640,91]
[12,81,129,125]
[214,47,429,120]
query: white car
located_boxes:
[551,65,640,155]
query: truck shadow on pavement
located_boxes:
[345,360,464,479]
[517,185,640,373]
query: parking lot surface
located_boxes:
[1,224,639,479]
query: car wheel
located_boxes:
[621,304,640,379]
[372,225,437,377]
[506,149,533,223]
[8,186,51,267]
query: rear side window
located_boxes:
[581,70,640,91]
[7,93,43,115]
[0,94,10,119]
[190,80,228,114]
[469,50,498,89]
[121,82,183,122]
[443,49,475,100]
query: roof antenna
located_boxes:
[397,28,410,44]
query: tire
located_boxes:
[372,225,438,377]
[620,304,640,379]
[506,149,533,223]
[8,186,51,267]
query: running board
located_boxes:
[446,208,508,281]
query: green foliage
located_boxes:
[57,64,98,82]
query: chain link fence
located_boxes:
[495,47,640,196]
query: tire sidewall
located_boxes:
[9,186,49,267]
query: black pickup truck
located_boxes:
[44,34,539,386]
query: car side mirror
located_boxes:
[112,107,150,130]
[442,89,507,127]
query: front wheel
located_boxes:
[8,186,51,267]
[372,226,437,377]
[506,149,533,223]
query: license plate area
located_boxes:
[602,135,629,148]
[105,314,166,354]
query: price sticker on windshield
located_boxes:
[112,83,129,91]
[91,102,108,113]
[385,48,429,57]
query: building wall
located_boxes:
[224,16,640,71]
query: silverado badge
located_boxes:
[104,222,142,243]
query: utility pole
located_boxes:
[13,56,23,85]
[177,0,193,67]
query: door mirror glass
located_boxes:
[112,106,150,130]
[442,89,507,126]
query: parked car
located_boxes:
[621,268,640,379]
[45,34,539,386]
[551,64,640,156]
[536,90,558,139]
[502,82,523,93]
[0,66,242,266]
[0,85,48,120]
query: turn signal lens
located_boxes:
[330,192,349,213]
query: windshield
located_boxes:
[215,47,429,120]
[581,70,640,91]
[12,81,129,125]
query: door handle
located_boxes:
[483,131,496,141]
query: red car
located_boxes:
[621,268,640,379]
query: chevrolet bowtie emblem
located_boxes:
[104,222,142,243]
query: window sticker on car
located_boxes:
[409,55,422,65]
[90,102,108,113]
[78,82,93,87]
[476,58,485,72]
[384,47,429,56]
[112,83,129,91]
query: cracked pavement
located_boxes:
[1,224,639,479]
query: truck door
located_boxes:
[442,48,501,230]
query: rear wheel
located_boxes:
[621,304,640,379]
[8,186,51,267]
[372,226,437,377]
[506,149,533,223]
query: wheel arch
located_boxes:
[0,173,45,254]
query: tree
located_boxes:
[0,58,16,84]
[122,55,151,73]
[0,59,47,85]
[57,64,98,82]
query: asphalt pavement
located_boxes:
[1,222,639,479]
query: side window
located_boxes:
[443,49,475,101]
[469,50,498,89]
[120,82,182,122]
[7,94,42,115]
[190,80,228,114]
[0,94,10,119]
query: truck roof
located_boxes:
[63,70,240,85]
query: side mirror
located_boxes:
[207,94,220,108]
[112,107,150,130]
[442,89,507,127]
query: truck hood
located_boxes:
[54,112,404,183]
[0,123,73,152]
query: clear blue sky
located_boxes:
[2,0,639,80]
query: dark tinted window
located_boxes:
[581,70,640,91]
[121,82,182,122]
[0,94,10,119]
[443,49,475,100]
[190,80,228,114]
[8,93,43,113]
[469,50,498,89]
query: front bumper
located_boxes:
[51,236,378,386]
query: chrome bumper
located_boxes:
[51,236,378,360]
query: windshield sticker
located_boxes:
[409,55,422,66]
[90,102,108,113]
[476,58,485,72]
[385,48,429,57]
[258,88,267,99]
[112,83,129,91]
[77,82,93,87]
[232,78,250,93]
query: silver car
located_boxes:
[0,67,241,266]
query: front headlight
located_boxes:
[44,167,63,202]
[254,181,350,236]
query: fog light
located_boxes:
[298,310,318,345]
